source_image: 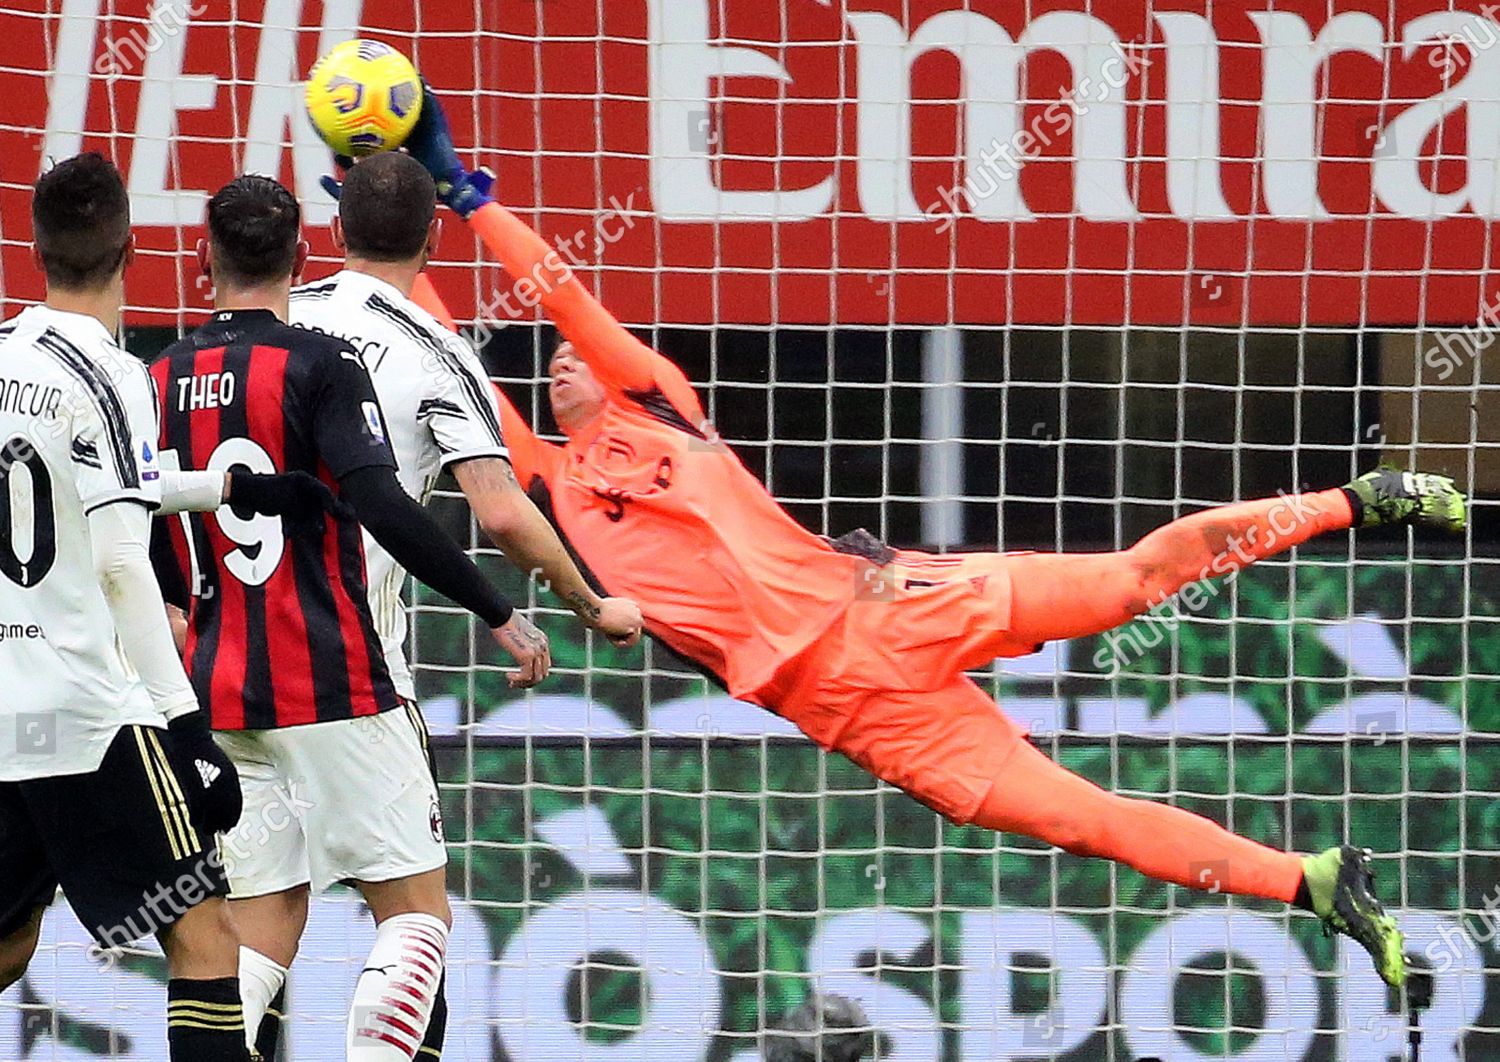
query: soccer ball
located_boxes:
[764,994,874,1062]
[304,39,422,158]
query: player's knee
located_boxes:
[405,896,452,932]
[160,898,240,978]
[0,956,26,993]
[359,869,451,929]
[1040,809,1114,859]
[1112,549,1164,617]
[0,911,42,991]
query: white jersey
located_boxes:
[290,271,507,700]
[0,305,165,780]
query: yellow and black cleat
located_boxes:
[1303,845,1407,988]
[1344,466,1468,532]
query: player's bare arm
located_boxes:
[338,463,552,687]
[308,150,642,653]
[450,455,643,647]
[165,602,188,654]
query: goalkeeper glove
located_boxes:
[318,152,356,202]
[404,79,496,219]
[164,710,244,835]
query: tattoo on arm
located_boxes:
[505,613,548,648]
[456,456,521,496]
[457,455,597,612]
[566,590,601,622]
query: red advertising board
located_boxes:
[3,0,1500,327]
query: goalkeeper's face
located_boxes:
[548,343,606,431]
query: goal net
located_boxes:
[2,1,1497,1059]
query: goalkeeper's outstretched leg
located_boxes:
[880,470,1467,681]
[967,742,1407,986]
[1004,469,1466,649]
[801,469,1466,991]
[983,469,1463,988]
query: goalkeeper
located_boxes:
[391,88,1466,990]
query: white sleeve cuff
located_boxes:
[161,695,202,723]
[157,469,228,515]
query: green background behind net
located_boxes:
[409,553,1500,1061]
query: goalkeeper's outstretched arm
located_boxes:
[469,203,657,393]
[403,82,704,421]
[467,202,704,420]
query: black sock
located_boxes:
[253,984,286,1061]
[167,977,250,1062]
[1341,485,1366,526]
[1292,874,1314,912]
[418,972,448,1058]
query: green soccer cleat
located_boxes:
[1343,466,1468,532]
[1302,845,1407,988]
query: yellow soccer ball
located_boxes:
[304,39,422,158]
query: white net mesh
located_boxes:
[1,2,1498,1060]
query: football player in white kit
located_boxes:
[0,153,345,1062]
[208,152,636,1061]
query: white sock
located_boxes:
[347,912,449,1061]
[238,947,288,1053]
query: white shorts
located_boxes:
[214,705,446,899]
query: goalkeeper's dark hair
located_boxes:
[32,152,131,290]
[206,174,302,285]
[339,152,436,262]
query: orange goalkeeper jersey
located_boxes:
[495,374,866,696]
[415,208,865,697]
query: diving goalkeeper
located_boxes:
[390,89,1467,989]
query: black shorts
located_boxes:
[0,724,228,949]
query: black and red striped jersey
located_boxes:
[151,308,399,730]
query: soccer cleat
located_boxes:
[1302,845,1407,988]
[1343,466,1468,532]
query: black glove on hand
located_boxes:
[165,711,243,835]
[229,469,353,520]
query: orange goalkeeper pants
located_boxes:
[982,488,1353,902]
[766,488,1353,904]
